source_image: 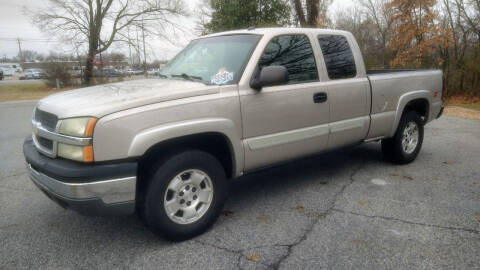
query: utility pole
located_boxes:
[136,24,141,68]
[141,17,147,77]
[127,26,132,67]
[74,42,83,84]
[17,38,24,69]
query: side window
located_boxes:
[258,35,318,84]
[318,35,356,80]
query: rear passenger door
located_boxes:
[317,34,370,149]
[240,34,330,171]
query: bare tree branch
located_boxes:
[29,0,186,84]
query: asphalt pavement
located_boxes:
[0,100,479,269]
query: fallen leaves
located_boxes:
[359,201,369,206]
[444,106,480,120]
[256,215,271,224]
[246,253,260,262]
[294,205,305,213]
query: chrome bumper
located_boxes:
[27,164,136,215]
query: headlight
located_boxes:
[57,117,96,162]
[58,117,97,137]
[58,144,93,162]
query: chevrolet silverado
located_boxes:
[24,28,444,240]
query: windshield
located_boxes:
[160,34,261,85]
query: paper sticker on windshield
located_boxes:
[211,68,234,85]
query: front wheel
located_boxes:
[141,150,228,240]
[381,111,424,164]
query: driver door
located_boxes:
[240,34,330,171]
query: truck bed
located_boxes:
[365,69,443,139]
[367,69,428,75]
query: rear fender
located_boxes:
[390,90,432,137]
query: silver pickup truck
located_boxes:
[23,28,443,239]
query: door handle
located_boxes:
[313,92,327,103]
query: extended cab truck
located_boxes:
[23,28,443,240]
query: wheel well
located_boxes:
[403,98,429,121]
[137,132,235,182]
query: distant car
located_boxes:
[95,68,122,77]
[0,70,3,80]
[125,69,139,75]
[0,64,22,76]
[147,69,159,76]
[23,69,48,80]
[67,70,82,78]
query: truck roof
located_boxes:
[199,27,351,39]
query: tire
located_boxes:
[141,150,228,240]
[381,111,424,164]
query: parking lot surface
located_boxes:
[1,100,479,269]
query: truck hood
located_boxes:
[36,79,220,118]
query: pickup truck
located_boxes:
[23,28,444,240]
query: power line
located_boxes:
[0,37,62,43]
[0,37,55,41]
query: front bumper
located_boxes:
[24,138,137,216]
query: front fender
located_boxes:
[127,118,244,177]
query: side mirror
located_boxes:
[250,66,288,90]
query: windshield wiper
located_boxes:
[171,73,211,84]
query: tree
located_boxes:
[202,0,291,33]
[439,0,480,94]
[293,0,331,27]
[387,0,452,67]
[333,2,385,68]
[360,0,394,67]
[30,0,186,85]
[21,50,42,62]
[103,52,127,63]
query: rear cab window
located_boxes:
[257,34,319,84]
[317,35,356,80]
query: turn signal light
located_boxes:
[83,145,94,162]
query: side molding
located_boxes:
[246,123,329,150]
[390,90,431,137]
[128,118,244,177]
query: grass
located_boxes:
[443,95,480,119]
[444,94,480,115]
[0,83,70,102]
[0,76,143,102]
[449,103,480,111]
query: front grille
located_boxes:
[36,135,53,150]
[35,109,58,131]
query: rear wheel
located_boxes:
[381,111,424,164]
[141,150,228,240]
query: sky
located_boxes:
[0,0,352,61]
